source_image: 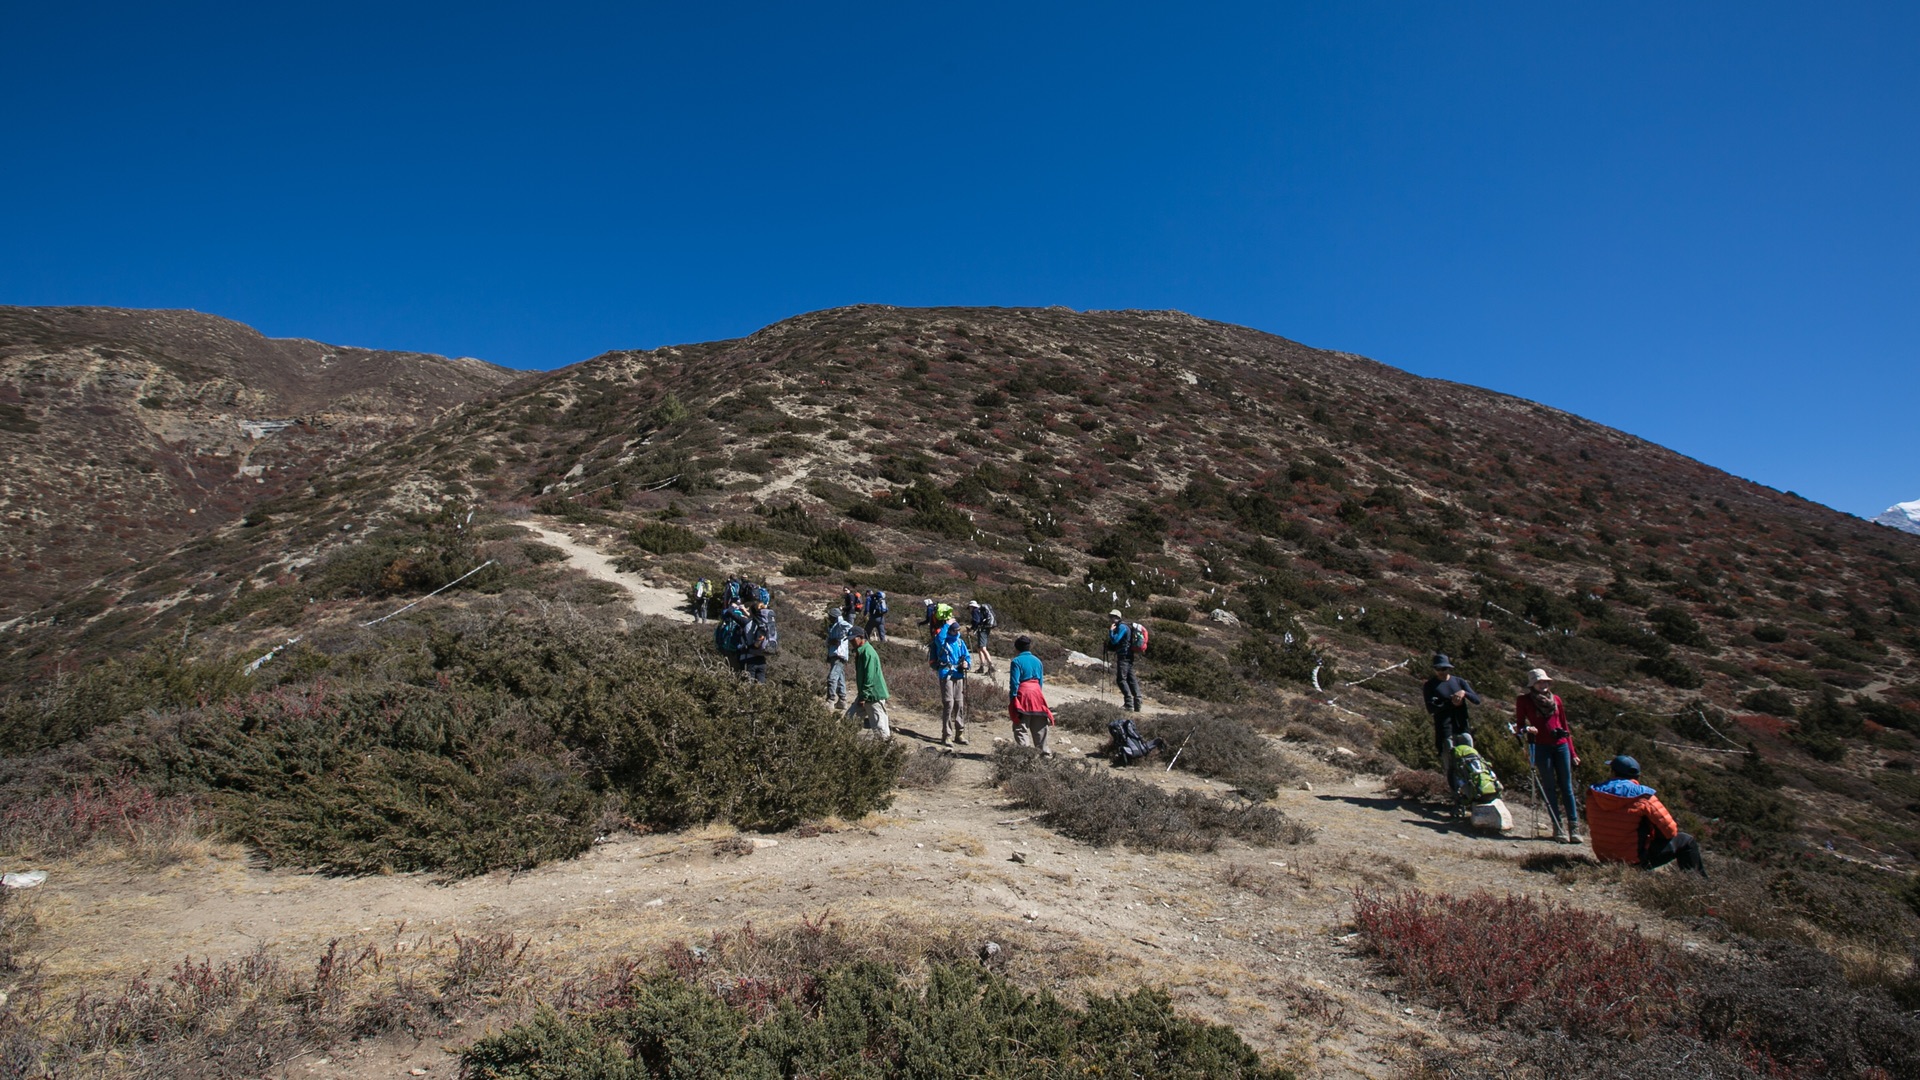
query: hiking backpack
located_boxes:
[1128,621,1150,655]
[715,612,747,655]
[1108,716,1165,766]
[871,590,888,615]
[1450,743,1502,803]
[979,603,998,629]
[753,608,779,652]
[755,584,771,606]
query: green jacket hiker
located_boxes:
[853,639,889,703]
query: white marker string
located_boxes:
[361,560,497,627]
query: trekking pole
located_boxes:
[1166,732,1192,772]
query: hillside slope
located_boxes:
[9,303,1920,868]
[0,306,522,619]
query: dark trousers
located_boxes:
[1433,715,1470,773]
[1115,657,1141,710]
[866,615,886,642]
[744,656,767,684]
[1645,832,1706,877]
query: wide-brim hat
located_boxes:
[1526,668,1552,686]
[1431,654,1454,669]
[1109,609,1124,619]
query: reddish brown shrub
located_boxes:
[1351,889,1682,1038]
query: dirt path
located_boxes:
[521,522,693,621]
[17,529,1692,1079]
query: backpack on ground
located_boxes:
[1450,739,1502,804]
[1128,621,1150,655]
[1108,716,1165,766]
[979,603,998,629]
[871,590,888,615]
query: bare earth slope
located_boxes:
[0,306,522,619]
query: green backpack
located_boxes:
[1451,743,1502,802]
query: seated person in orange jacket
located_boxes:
[1585,756,1706,877]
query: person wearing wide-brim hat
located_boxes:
[1421,654,1482,781]
[1515,667,1583,843]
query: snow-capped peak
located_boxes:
[1871,499,1920,535]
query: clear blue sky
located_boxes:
[5,3,1915,518]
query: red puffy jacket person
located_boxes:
[1585,756,1706,877]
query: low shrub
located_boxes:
[7,614,901,879]
[1137,711,1297,798]
[0,773,205,862]
[896,747,955,789]
[990,747,1311,851]
[463,962,1291,1080]
[1691,939,1920,1077]
[1384,769,1451,805]
[1352,889,1683,1038]
[630,522,705,555]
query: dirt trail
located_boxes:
[521,522,692,620]
[20,529,1691,1079]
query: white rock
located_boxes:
[1208,608,1240,626]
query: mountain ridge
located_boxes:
[0,305,523,618]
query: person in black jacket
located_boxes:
[1422,653,1482,780]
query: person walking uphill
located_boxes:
[931,614,973,747]
[848,629,891,738]
[1422,654,1481,780]
[1006,635,1054,758]
[825,606,855,711]
[1515,668,1582,843]
[1103,610,1144,712]
[1586,756,1706,877]
[968,600,997,675]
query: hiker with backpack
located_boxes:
[1514,668,1582,843]
[849,628,891,738]
[724,577,742,605]
[1586,756,1707,877]
[930,612,973,747]
[1102,610,1145,712]
[1006,635,1054,758]
[865,588,888,642]
[1422,654,1482,785]
[693,578,711,623]
[714,598,751,671]
[923,598,941,642]
[842,583,864,622]
[742,600,777,683]
[826,605,855,711]
[968,599,997,675]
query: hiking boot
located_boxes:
[941,740,954,749]
[955,735,969,746]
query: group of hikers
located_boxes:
[822,591,1074,751]
[695,572,1704,879]
[1423,653,1707,876]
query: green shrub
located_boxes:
[13,616,900,878]
[462,962,1291,1080]
[1739,688,1797,717]
[630,522,705,555]
[803,530,876,571]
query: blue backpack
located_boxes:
[871,590,888,615]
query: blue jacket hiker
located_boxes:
[931,619,972,748]
[1103,610,1143,711]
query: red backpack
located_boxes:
[1129,621,1150,655]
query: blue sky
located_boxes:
[5,3,1915,518]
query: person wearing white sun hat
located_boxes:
[1514,667,1582,843]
